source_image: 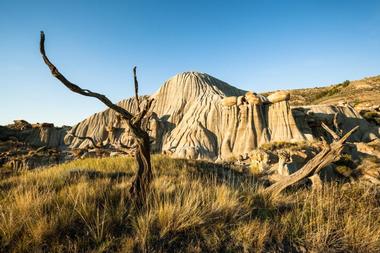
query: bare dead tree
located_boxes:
[264,125,359,197]
[40,31,153,205]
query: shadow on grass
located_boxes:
[66,169,134,184]
[164,158,256,188]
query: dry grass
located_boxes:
[263,75,380,106]
[0,155,379,252]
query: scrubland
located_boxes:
[0,156,379,252]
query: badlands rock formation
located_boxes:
[67,72,380,161]
[0,120,68,148]
[0,121,70,170]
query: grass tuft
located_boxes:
[0,155,379,252]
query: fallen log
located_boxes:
[264,125,359,197]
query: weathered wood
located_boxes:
[69,133,104,149]
[128,129,153,204]
[40,31,153,206]
[308,174,322,190]
[277,150,290,176]
[333,112,343,137]
[133,66,140,113]
[40,32,134,121]
[264,126,358,197]
[321,122,339,141]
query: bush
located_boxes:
[310,80,350,102]
[260,141,298,151]
[341,80,350,87]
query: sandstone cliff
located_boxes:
[67,72,380,161]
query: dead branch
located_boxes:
[314,125,358,174]
[118,139,136,149]
[333,112,343,137]
[40,31,133,121]
[133,66,140,113]
[69,133,132,156]
[321,122,339,141]
[69,133,104,149]
[132,98,154,126]
[308,174,322,190]
[264,125,359,197]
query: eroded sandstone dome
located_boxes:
[67,71,380,160]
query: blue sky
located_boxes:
[1,0,380,126]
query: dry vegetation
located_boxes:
[262,75,380,107]
[0,156,379,252]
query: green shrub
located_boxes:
[310,80,350,102]
[340,80,350,87]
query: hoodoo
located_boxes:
[66,72,380,161]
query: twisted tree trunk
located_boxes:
[129,129,152,202]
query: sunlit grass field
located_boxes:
[0,155,379,252]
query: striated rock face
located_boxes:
[69,72,246,159]
[67,71,379,161]
[1,121,68,148]
[292,105,380,142]
[67,72,308,160]
[0,121,71,170]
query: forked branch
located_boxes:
[40,31,154,206]
[132,98,154,126]
[264,125,359,197]
[321,122,339,141]
[40,31,133,121]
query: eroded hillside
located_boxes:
[264,75,380,107]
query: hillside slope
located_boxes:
[265,75,380,107]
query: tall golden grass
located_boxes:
[0,155,379,252]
